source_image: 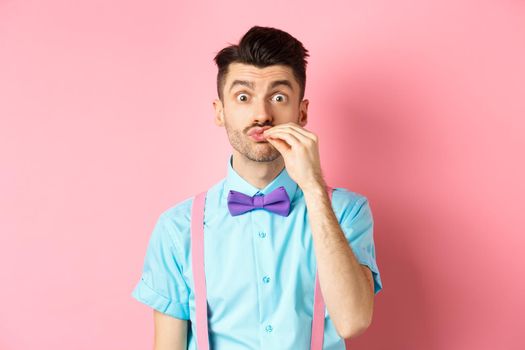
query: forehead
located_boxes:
[225,62,297,88]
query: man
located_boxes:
[132,25,383,350]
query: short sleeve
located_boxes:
[131,213,190,319]
[338,193,383,294]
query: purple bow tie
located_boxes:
[227,185,291,217]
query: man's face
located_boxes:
[213,62,309,162]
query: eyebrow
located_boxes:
[228,79,294,93]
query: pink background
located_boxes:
[1,0,524,349]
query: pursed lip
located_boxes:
[247,126,272,136]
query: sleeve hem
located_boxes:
[131,278,190,320]
[354,249,383,295]
[357,259,383,295]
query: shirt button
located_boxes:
[258,231,266,238]
[265,324,273,332]
[262,276,271,284]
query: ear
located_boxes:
[298,99,309,127]
[213,98,225,127]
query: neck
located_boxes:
[231,150,285,190]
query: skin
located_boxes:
[154,62,376,349]
[153,310,187,350]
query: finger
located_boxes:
[281,124,317,142]
[266,129,310,149]
[266,136,290,152]
[265,124,316,143]
[266,131,301,148]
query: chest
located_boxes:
[200,200,318,322]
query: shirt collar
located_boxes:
[222,154,298,203]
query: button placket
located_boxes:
[251,209,277,341]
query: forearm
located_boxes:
[302,181,374,339]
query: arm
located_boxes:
[153,310,188,350]
[303,183,375,340]
[262,123,377,339]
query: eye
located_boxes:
[272,94,287,103]
[237,93,249,102]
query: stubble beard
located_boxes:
[224,120,281,163]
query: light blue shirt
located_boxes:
[132,154,383,349]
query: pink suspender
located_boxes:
[191,185,338,350]
[191,189,209,350]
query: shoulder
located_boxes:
[158,195,193,227]
[155,178,225,240]
[146,196,194,253]
[330,187,371,223]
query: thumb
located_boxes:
[267,136,288,153]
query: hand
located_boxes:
[263,122,326,191]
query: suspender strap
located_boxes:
[191,191,209,350]
[310,185,334,350]
[191,186,336,350]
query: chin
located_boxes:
[248,150,281,162]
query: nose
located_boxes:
[251,98,273,125]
